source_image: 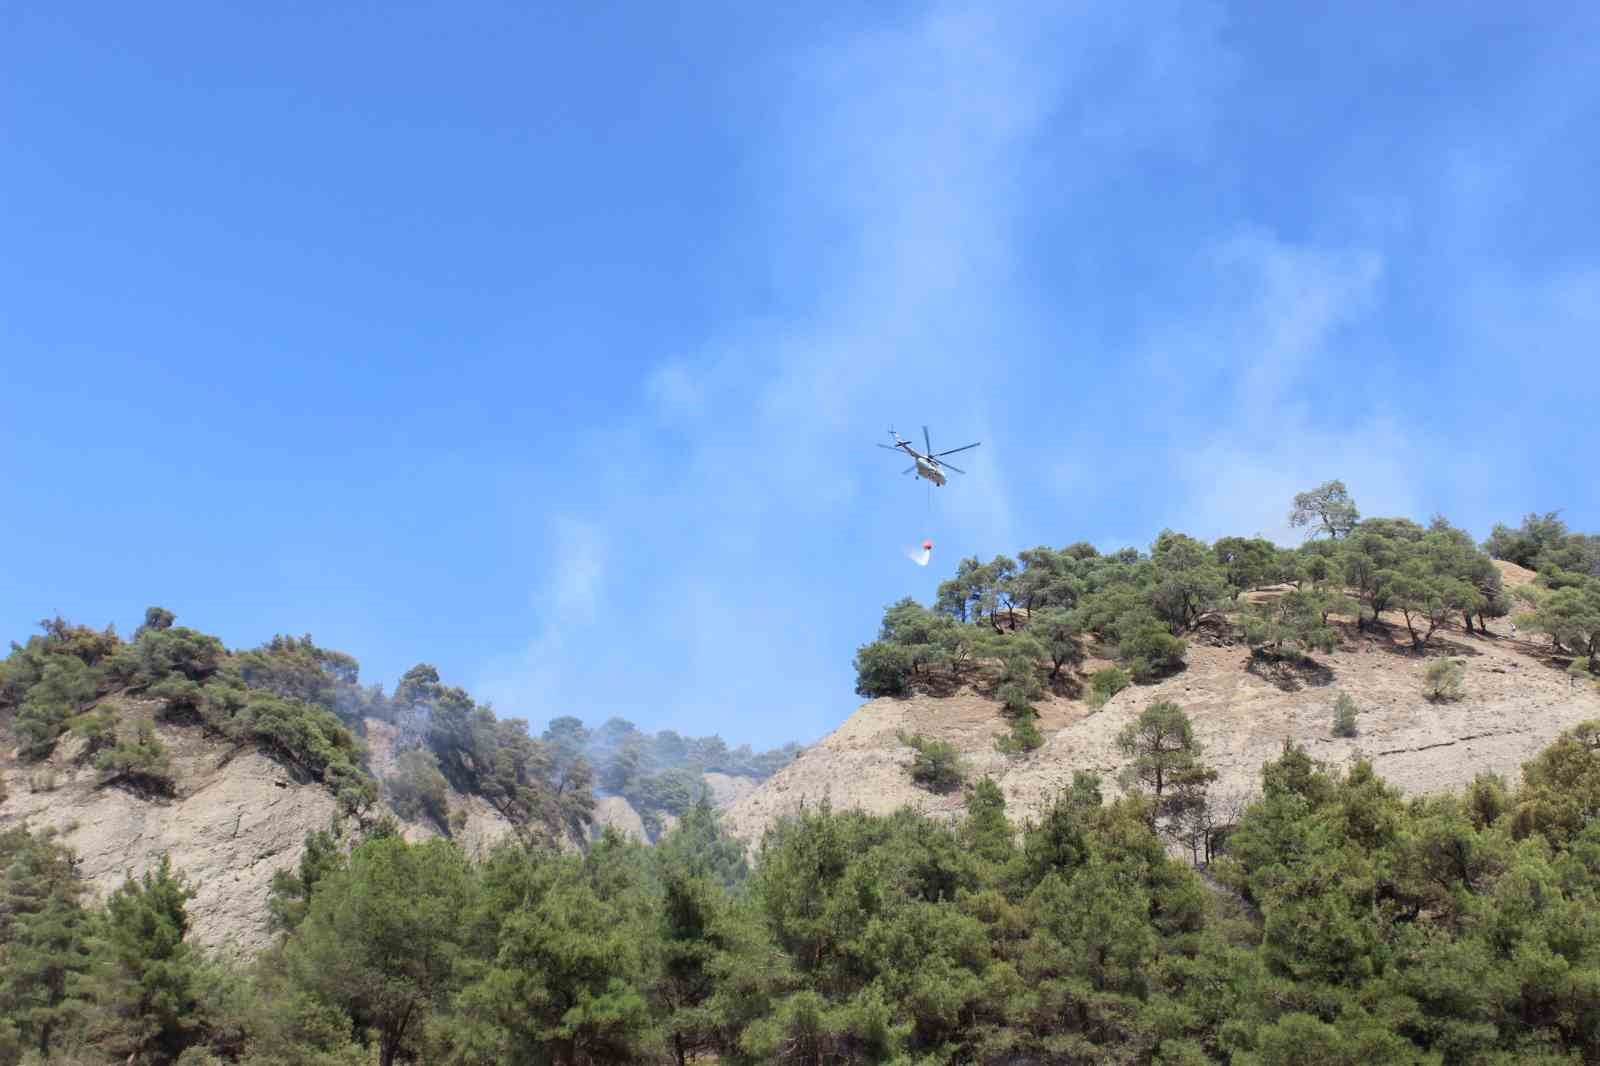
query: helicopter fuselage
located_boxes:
[914,457,946,485]
[894,441,946,485]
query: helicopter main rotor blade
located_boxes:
[940,462,967,475]
[923,425,932,455]
[934,442,981,457]
[876,443,902,451]
[902,466,916,475]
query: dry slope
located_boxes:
[0,709,525,955]
[724,611,1600,843]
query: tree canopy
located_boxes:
[10,719,1600,1064]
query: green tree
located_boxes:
[93,720,175,795]
[287,836,474,1066]
[75,855,203,1065]
[140,606,177,633]
[1342,518,1424,630]
[1150,531,1227,634]
[655,791,749,892]
[1521,581,1600,661]
[267,827,345,935]
[1088,665,1131,707]
[1483,511,1569,569]
[959,777,1016,869]
[1289,480,1360,539]
[1242,590,1342,661]
[1117,701,1204,805]
[0,827,92,1061]
[1214,537,1283,599]
[13,655,99,759]
[446,844,659,1066]
[1029,607,1084,680]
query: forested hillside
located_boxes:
[3,492,1599,1064]
[0,613,802,956]
[7,722,1600,1064]
[853,491,1600,756]
[0,613,799,848]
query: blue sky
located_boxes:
[4,2,1597,747]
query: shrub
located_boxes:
[994,714,1045,755]
[629,768,701,817]
[853,641,914,698]
[1331,693,1359,737]
[110,625,224,687]
[13,657,100,759]
[898,732,966,792]
[1120,622,1187,681]
[386,748,451,826]
[93,721,175,793]
[1087,666,1132,709]
[67,705,119,755]
[1425,659,1466,702]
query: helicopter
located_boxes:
[877,426,980,486]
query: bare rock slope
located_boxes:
[1,710,767,953]
[0,704,344,956]
[725,612,1600,843]
[0,709,533,956]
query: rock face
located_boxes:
[1,704,341,957]
[724,613,1600,844]
[362,717,521,860]
[0,709,530,955]
[0,708,778,953]
[591,794,649,842]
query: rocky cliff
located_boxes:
[0,700,345,956]
[724,599,1600,844]
[0,707,765,953]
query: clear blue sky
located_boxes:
[4,2,1597,747]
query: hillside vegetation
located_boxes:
[4,491,1600,1065]
[8,722,1600,1064]
[0,614,799,848]
[853,491,1599,756]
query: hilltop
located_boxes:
[726,563,1600,842]
[0,617,796,952]
[724,497,1600,848]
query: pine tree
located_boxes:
[75,854,202,1065]
[0,827,92,1060]
[286,836,473,1066]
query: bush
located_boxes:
[1331,693,1359,737]
[93,721,175,793]
[110,626,224,687]
[898,732,965,791]
[994,714,1044,755]
[13,657,100,760]
[67,705,119,754]
[1087,666,1132,709]
[1425,659,1466,702]
[629,768,701,817]
[853,641,914,698]
[387,748,451,826]
[1120,622,1187,681]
